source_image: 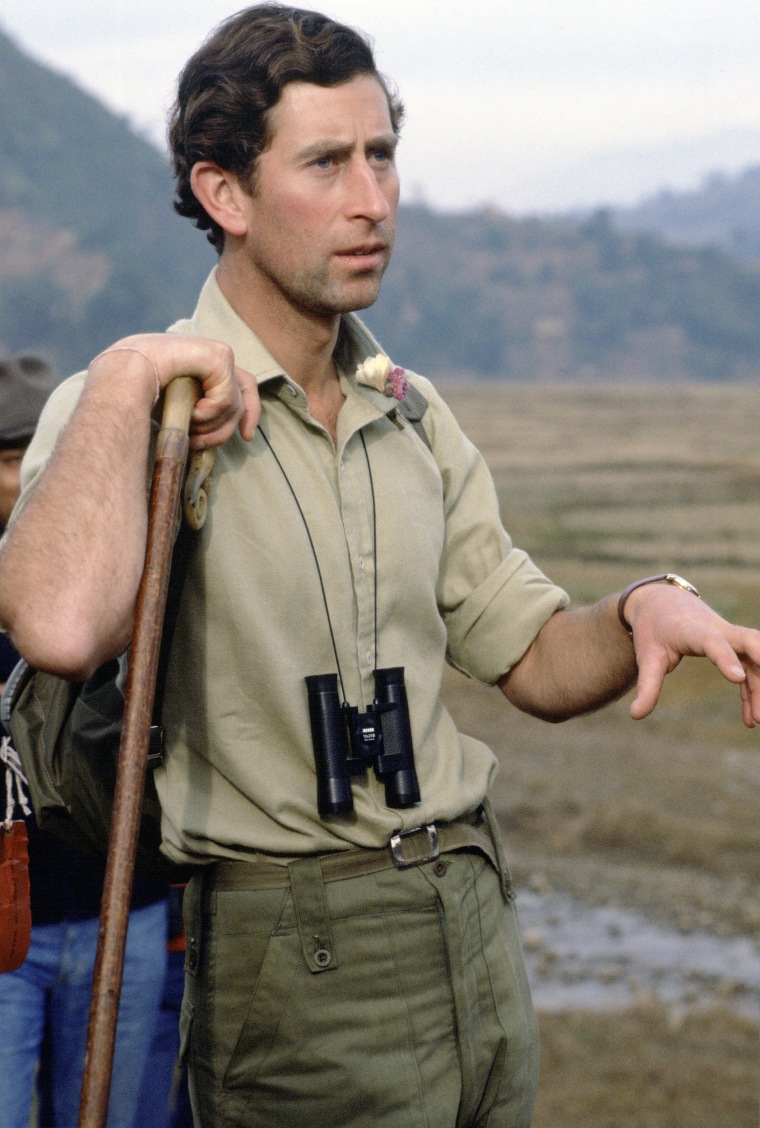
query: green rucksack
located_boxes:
[0,515,195,886]
[1,656,189,885]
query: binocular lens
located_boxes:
[306,668,421,816]
[305,674,354,815]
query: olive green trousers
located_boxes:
[180,838,538,1127]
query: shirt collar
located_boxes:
[168,267,398,418]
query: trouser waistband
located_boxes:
[208,803,505,893]
[189,801,513,978]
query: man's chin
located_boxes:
[347,291,381,312]
[311,280,384,316]
[335,271,386,313]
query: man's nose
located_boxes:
[347,160,393,222]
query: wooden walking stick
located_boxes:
[78,376,201,1128]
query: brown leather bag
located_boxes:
[0,818,31,972]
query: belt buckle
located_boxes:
[389,824,440,869]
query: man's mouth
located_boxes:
[337,243,387,265]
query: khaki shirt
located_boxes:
[17,270,568,864]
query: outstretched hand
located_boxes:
[626,584,760,727]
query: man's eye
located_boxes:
[313,155,334,169]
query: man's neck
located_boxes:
[216,255,341,397]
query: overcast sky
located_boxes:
[2,0,759,213]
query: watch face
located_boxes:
[665,574,700,598]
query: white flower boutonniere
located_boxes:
[355,353,410,401]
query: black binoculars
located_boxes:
[305,667,421,816]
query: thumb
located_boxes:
[629,648,670,720]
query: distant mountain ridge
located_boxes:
[368,206,760,381]
[613,166,760,261]
[1,25,759,382]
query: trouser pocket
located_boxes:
[178,996,194,1064]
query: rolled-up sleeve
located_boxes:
[420,377,568,684]
[444,547,568,683]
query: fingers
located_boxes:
[739,681,755,729]
[631,625,760,728]
[105,334,258,447]
[236,371,260,441]
[739,657,760,728]
[188,366,260,447]
[90,333,261,448]
[700,634,749,684]
[705,628,760,727]
[625,582,760,726]
[182,343,259,446]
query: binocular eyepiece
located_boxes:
[305,667,421,816]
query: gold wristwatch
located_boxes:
[617,573,700,634]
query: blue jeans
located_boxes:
[134,949,193,1128]
[0,899,168,1128]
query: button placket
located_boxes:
[337,439,377,696]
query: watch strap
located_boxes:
[617,573,701,633]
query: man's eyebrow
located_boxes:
[367,133,399,154]
[296,139,350,161]
[296,133,398,161]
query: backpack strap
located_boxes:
[0,659,33,732]
[395,385,431,453]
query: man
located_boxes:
[1,7,759,1127]
[0,355,169,1127]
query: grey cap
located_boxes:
[0,354,60,443]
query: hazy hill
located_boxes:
[0,28,214,374]
[613,166,760,262]
[367,205,760,381]
[1,26,759,382]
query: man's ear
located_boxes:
[190,162,249,238]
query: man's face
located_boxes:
[231,75,400,318]
[0,446,25,526]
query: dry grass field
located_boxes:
[534,1003,758,1128]
[437,382,760,1125]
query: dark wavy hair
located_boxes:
[168,4,405,253]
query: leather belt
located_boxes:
[209,808,496,892]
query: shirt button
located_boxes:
[359,556,365,570]
[287,385,298,397]
[366,651,373,665]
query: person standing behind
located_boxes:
[0,354,169,1128]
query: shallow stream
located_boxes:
[515,887,760,1016]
